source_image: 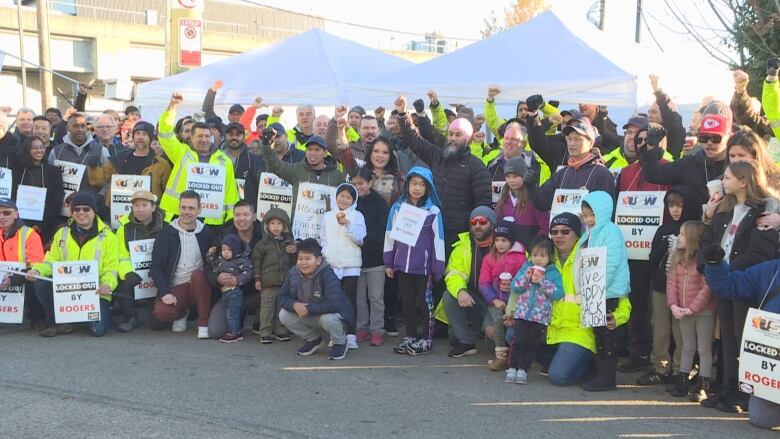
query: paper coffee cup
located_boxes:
[706,180,723,197]
[499,272,512,281]
[531,265,547,274]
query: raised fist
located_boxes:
[336,118,347,131]
[272,106,283,117]
[253,97,264,109]
[170,92,184,106]
[427,90,438,104]
[334,105,348,119]
[394,96,407,114]
[733,70,749,91]
[374,106,385,118]
[211,80,224,91]
[649,74,660,92]
[487,85,501,99]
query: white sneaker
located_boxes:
[347,334,358,350]
[197,326,210,339]
[172,310,189,333]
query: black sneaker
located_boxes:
[717,389,749,413]
[617,355,653,373]
[296,337,322,356]
[259,336,274,344]
[273,333,292,342]
[701,382,730,408]
[539,368,549,377]
[328,343,348,360]
[637,370,672,386]
[393,337,414,354]
[448,343,477,358]
[385,319,400,337]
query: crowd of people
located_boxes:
[2,58,780,430]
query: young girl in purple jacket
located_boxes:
[494,157,549,249]
[383,167,445,356]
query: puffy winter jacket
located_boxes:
[579,191,630,299]
[666,259,714,313]
[478,242,527,304]
[530,155,616,212]
[762,79,780,139]
[357,189,389,268]
[507,261,564,325]
[277,262,355,329]
[704,259,780,313]
[640,147,726,209]
[251,208,295,288]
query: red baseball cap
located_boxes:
[699,114,729,136]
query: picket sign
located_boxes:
[129,239,157,300]
[389,203,428,246]
[256,172,293,222]
[292,182,336,240]
[615,191,666,260]
[739,307,780,404]
[52,260,100,324]
[578,246,607,328]
[185,164,225,219]
[0,262,26,324]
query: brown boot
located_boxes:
[488,347,509,371]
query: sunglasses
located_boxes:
[635,137,647,145]
[698,134,722,144]
[549,228,571,236]
[71,207,93,213]
[469,216,489,226]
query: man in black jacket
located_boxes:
[394,96,492,251]
[150,191,216,338]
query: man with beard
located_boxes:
[174,116,194,145]
[327,105,380,164]
[89,121,172,201]
[437,206,495,357]
[394,96,491,250]
[223,122,264,206]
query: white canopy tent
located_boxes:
[348,11,732,117]
[349,11,638,109]
[136,29,412,123]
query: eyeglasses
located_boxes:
[635,137,647,145]
[549,228,571,236]
[469,216,489,226]
[698,134,722,144]
[71,207,93,213]
[0,210,15,216]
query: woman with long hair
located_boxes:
[11,136,64,244]
[363,137,404,205]
[726,129,780,190]
[699,160,780,413]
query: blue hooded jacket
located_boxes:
[383,166,446,279]
[579,190,630,299]
[705,260,780,313]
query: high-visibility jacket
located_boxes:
[763,79,780,139]
[33,219,119,300]
[546,241,631,353]
[157,109,240,226]
[0,222,44,265]
[115,210,165,280]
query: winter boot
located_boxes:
[670,372,690,397]
[582,356,618,391]
[690,377,711,403]
[488,347,509,371]
[702,379,732,409]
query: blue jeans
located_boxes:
[547,342,594,386]
[222,287,244,335]
[34,280,111,337]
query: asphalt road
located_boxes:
[0,313,770,439]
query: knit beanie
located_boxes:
[550,212,582,237]
[470,205,496,225]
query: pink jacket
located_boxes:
[479,242,527,304]
[666,259,714,314]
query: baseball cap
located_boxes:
[562,118,597,140]
[305,136,328,149]
[623,115,649,130]
[225,122,245,135]
[131,190,158,203]
[0,198,17,210]
[267,122,286,134]
[560,109,582,120]
[228,104,245,114]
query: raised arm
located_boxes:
[395,96,443,166]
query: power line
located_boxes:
[231,0,480,42]
[640,7,664,52]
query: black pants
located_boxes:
[594,298,624,358]
[398,273,431,340]
[384,275,399,323]
[509,320,546,370]
[115,279,141,319]
[715,296,753,380]
[627,260,653,357]
[341,276,359,333]
[24,281,44,322]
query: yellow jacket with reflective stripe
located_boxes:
[33,219,119,300]
[546,241,631,353]
[763,79,780,139]
[158,110,240,226]
[435,232,472,324]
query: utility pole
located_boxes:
[37,0,54,109]
[16,0,27,107]
[164,0,172,76]
[599,0,606,30]
[635,0,642,43]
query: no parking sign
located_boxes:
[179,18,202,67]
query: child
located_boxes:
[641,187,701,386]
[504,236,564,384]
[277,238,355,360]
[211,234,253,343]
[578,190,631,391]
[494,157,549,249]
[252,208,297,344]
[320,183,366,350]
[666,220,714,402]
[699,160,780,412]
[478,219,527,371]
[384,166,445,356]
